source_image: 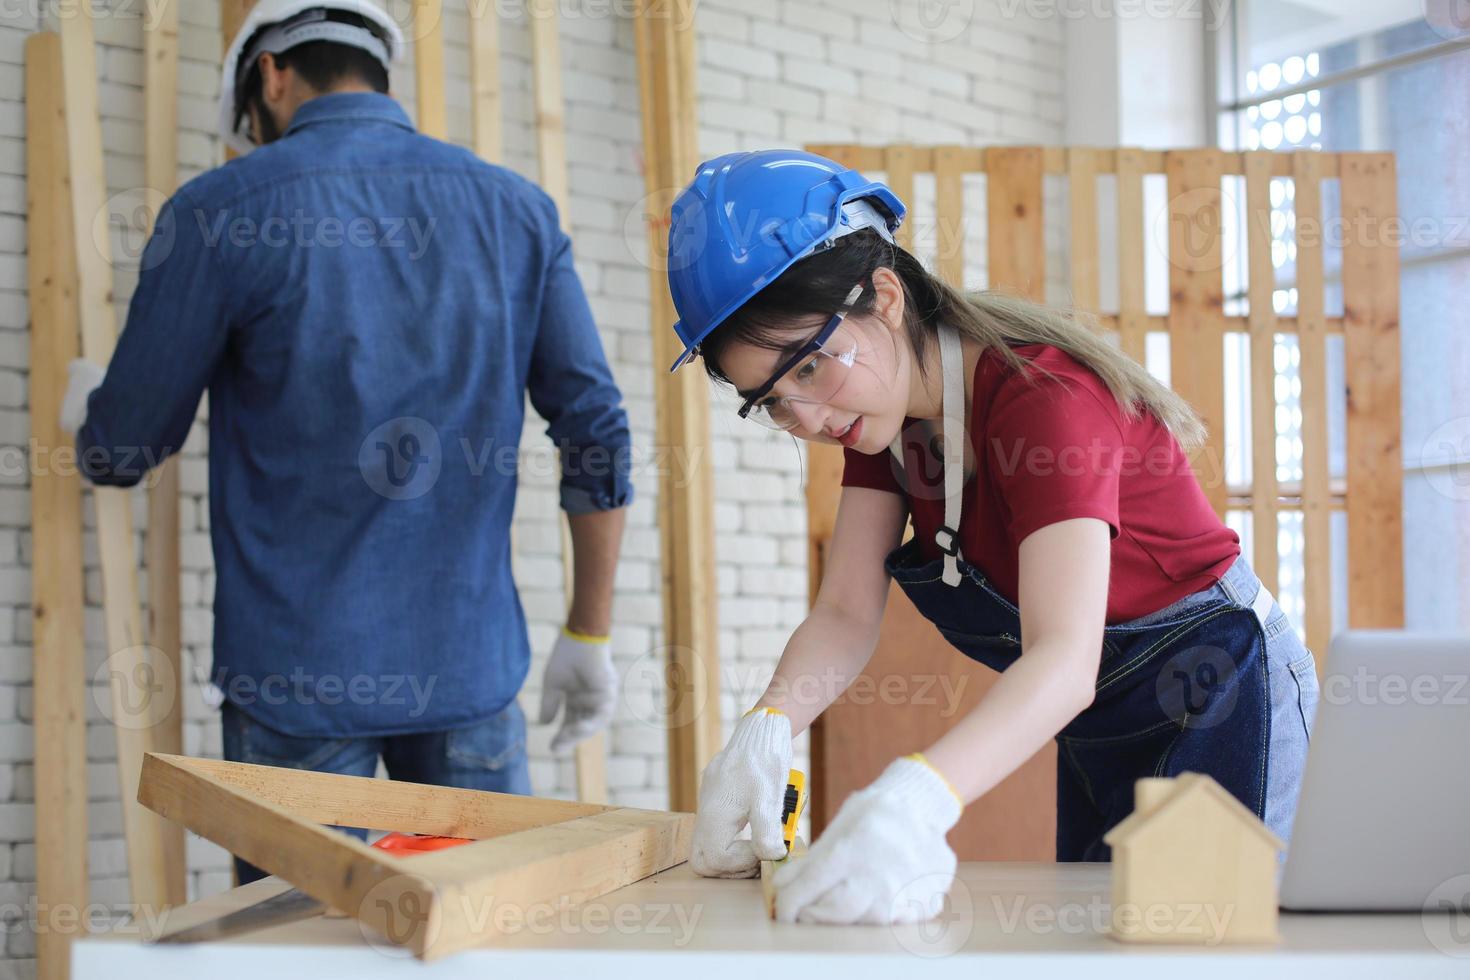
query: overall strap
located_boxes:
[936,323,965,587]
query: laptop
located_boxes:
[1280,630,1470,912]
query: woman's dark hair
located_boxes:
[696,227,1207,451]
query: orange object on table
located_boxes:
[371,831,475,854]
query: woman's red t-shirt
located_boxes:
[841,343,1240,624]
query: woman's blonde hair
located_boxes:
[699,229,1205,452]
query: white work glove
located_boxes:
[772,753,963,925]
[537,628,618,753]
[690,706,793,878]
[60,358,105,436]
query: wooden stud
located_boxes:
[985,147,1045,300]
[529,0,569,212]
[1165,149,1229,516]
[58,3,185,914]
[1243,152,1279,596]
[144,0,184,770]
[802,144,1340,179]
[1339,154,1405,630]
[1115,148,1148,362]
[884,144,916,253]
[413,0,447,139]
[469,0,503,162]
[933,145,966,288]
[1068,147,1100,311]
[1292,153,1331,656]
[139,754,693,960]
[634,0,722,812]
[27,33,90,980]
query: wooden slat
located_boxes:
[58,3,184,913]
[413,0,447,139]
[985,146,1045,300]
[801,144,1340,179]
[469,0,503,162]
[1165,149,1228,516]
[634,0,721,812]
[1115,147,1148,362]
[1243,152,1279,596]
[1339,154,1405,630]
[152,754,613,834]
[1096,313,1343,336]
[27,34,90,980]
[144,0,184,772]
[139,753,693,960]
[1293,153,1331,657]
[933,145,965,287]
[884,144,916,253]
[1068,147,1100,310]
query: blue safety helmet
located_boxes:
[665,149,906,372]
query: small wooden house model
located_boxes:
[1104,773,1284,944]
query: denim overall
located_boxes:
[886,327,1315,862]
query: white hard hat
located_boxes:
[218,0,404,155]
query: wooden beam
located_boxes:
[58,2,185,913]
[138,754,693,960]
[933,145,965,288]
[985,146,1045,300]
[1068,147,1100,311]
[1339,154,1405,631]
[633,0,722,812]
[1165,149,1229,516]
[468,0,503,162]
[1292,152,1332,657]
[1115,147,1148,362]
[144,0,183,768]
[1243,152,1279,596]
[884,144,916,253]
[27,33,90,980]
[413,0,447,139]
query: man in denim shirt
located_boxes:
[60,3,631,881]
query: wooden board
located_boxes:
[1243,151,1279,596]
[413,0,447,139]
[1068,147,1100,311]
[1339,154,1405,631]
[933,145,965,287]
[633,0,722,811]
[138,754,693,960]
[1292,152,1331,657]
[985,146,1045,300]
[1165,149,1228,516]
[59,3,185,913]
[884,144,916,253]
[1114,148,1148,362]
[469,0,503,162]
[27,33,90,980]
[143,0,183,766]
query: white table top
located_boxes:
[74,862,1466,978]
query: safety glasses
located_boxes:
[736,283,866,431]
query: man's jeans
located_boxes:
[221,698,532,884]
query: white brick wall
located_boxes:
[0,1,1063,974]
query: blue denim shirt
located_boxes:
[78,93,633,737]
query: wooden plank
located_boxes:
[143,0,184,769]
[413,0,447,139]
[1115,147,1148,362]
[1339,153,1405,630]
[27,33,90,980]
[933,145,965,287]
[1096,313,1343,336]
[884,144,916,253]
[1292,153,1331,657]
[529,0,569,213]
[985,146,1045,300]
[1243,152,1279,596]
[1068,147,1100,311]
[1164,149,1228,516]
[58,3,183,913]
[138,754,693,960]
[149,754,612,835]
[469,0,503,162]
[634,0,721,811]
[800,144,1338,179]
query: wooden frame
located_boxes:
[137,754,693,960]
[804,143,1405,663]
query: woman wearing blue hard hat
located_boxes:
[667,149,1318,925]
